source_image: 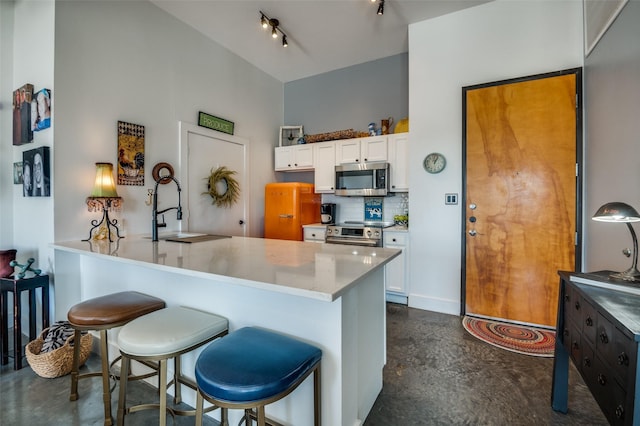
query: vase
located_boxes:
[0,249,17,278]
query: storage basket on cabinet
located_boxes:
[26,327,93,378]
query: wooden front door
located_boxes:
[463,69,582,327]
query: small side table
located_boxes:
[0,274,50,370]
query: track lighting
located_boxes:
[377,0,384,15]
[259,11,289,48]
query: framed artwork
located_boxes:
[279,125,304,146]
[364,197,383,222]
[13,162,23,184]
[32,88,52,132]
[23,147,50,197]
[13,83,34,146]
[117,121,145,186]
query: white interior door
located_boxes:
[179,122,248,236]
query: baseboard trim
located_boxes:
[408,294,460,316]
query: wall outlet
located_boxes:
[445,193,458,205]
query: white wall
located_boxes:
[0,0,55,271]
[408,0,584,315]
[584,1,640,272]
[52,0,282,246]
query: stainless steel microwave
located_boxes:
[335,161,389,196]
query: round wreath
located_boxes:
[203,166,240,208]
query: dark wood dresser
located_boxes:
[552,271,640,425]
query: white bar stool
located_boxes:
[116,306,228,426]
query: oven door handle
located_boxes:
[326,238,380,247]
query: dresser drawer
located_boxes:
[593,355,630,425]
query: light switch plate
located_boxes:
[445,193,458,205]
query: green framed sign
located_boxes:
[198,111,234,135]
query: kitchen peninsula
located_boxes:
[52,235,401,426]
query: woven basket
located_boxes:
[26,328,93,378]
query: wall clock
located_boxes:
[423,152,446,174]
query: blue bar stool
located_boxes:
[116,306,228,426]
[194,327,322,426]
[67,291,166,426]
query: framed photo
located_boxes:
[279,125,304,146]
[23,147,50,197]
[117,121,145,186]
[13,83,34,146]
[13,162,23,184]
[32,88,52,132]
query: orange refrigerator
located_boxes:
[264,182,321,241]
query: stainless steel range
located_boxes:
[325,221,395,247]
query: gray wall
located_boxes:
[584,1,640,272]
[284,53,408,136]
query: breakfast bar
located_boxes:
[52,235,400,426]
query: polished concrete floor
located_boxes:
[1,304,607,425]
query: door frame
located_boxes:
[460,67,584,317]
[179,121,250,236]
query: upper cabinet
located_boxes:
[274,133,409,193]
[313,142,336,193]
[336,135,387,164]
[388,133,409,192]
[275,145,314,171]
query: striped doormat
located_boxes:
[462,316,556,357]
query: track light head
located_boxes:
[377,0,384,15]
[259,12,289,48]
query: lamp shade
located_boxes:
[592,202,640,223]
[90,163,119,198]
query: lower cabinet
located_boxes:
[383,229,409,304]
[303,224,327,243]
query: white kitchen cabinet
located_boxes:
[313,142,336,193]
[388,133,409,192]
[384,229,409,304]
[275,145,314,171]
[335,135,387,164]
[303,224,327,243]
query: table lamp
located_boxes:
[82,163,123,242]
[592,201,640,281]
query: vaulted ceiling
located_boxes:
[151,0,489,82]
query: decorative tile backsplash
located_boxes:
[321,193,408,224]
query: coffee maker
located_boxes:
[320,203,336,225]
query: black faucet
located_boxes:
[151,175,182,241]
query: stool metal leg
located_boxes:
[195,392,204,426]
[116,354,131,426]
[159,359,168,426]
[69,329,82,401]
[99,329,113,426]
[314,364,321,426]
[173,355,182,404]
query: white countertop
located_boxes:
[52,235,401,302]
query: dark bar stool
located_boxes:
[0,274,50,370]
[67,291,166,426]
[194,327,322,426]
